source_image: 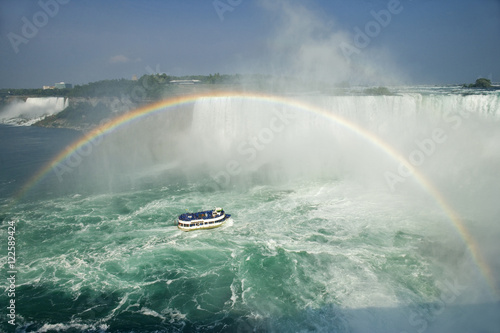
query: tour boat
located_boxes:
[177,207,230,231]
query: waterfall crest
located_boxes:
[183,92,500,189]
[0,97,68,126]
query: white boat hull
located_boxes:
[177,210,231,232]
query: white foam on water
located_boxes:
[3,88,499,331]
[38,321,93,333]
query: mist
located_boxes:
[35,88,499,331]
[3,2,499,332]
[35,1,499,272]
[246,0,409,87]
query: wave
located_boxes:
[2,179,497,332]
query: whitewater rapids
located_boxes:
[0,87,499,332]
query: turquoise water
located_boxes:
[1,90,500,332]
[2,178,493,332]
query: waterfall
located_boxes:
[185,92,500,188]
[190,93,500,136]
[25,96,68,110]
[38,89,499,192]
[0,97,68,126]
[188,93,500,155]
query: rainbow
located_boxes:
[13,91,497,296]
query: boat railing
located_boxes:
[179,210,225,222]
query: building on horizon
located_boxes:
[55,82,73,89]
[43,85,55,90]
[169,79,200,85]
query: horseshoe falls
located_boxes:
[1,87,499,333]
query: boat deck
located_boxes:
[178,210,219,222]
[177,208,230,231]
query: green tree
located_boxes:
[472,78,492,88]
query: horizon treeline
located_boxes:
[0,73,267,98]
[1,76,496,100]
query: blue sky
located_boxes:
[1,0,499,88]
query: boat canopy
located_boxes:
[178,208,224,222]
